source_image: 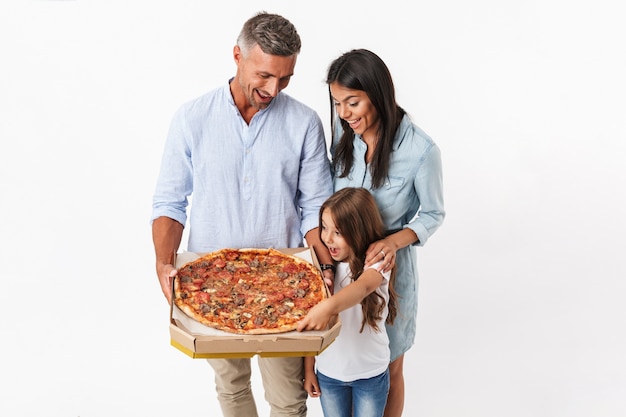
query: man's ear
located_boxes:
[233,45,243,65]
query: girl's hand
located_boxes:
[296,300,334,331]
[304,373,321,397]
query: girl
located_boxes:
[297,187,397,417]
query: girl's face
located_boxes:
[321,209,352,262]
[329,81,380,142]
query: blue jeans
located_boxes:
[317,369,389,417]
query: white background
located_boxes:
[1,1,625,416]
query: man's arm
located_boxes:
[305,227,335,291]
[152,216,184,304]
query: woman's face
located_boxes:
[329,81,380,142]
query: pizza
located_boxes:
[173,248,328,334]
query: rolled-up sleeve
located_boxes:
[407,143,445,246]
[151,106,193,227]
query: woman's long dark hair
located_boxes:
[326,49,405,189]
[319,187,397,332]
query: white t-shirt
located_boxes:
[315,261,391,382]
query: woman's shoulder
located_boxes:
[394,114,439,157]
[398,115,434,144]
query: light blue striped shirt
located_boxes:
[151,82,333,253]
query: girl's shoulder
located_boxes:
[364,261,391,282]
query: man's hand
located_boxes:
[157,263,177,305]
[322,268,335,294]
[152,216,184,305]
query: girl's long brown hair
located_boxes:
[319,187,397,332]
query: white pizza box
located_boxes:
[169,247,341,359]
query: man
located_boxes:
[151,11,334,417]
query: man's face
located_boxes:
[234,43,297,110]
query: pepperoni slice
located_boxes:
[282,262,299,274]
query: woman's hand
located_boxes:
[364,229,419,273]
[365,238,395,273]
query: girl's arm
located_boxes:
[296,268,383,331]
[303,356,320,397]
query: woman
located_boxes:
[326,49,445,417]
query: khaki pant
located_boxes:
[207,356,307,417]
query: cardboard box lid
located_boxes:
[170,316,341,359]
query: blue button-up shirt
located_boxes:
[151,82,333,252]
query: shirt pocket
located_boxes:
[376,176,406,211]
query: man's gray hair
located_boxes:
[237,12,302,57]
